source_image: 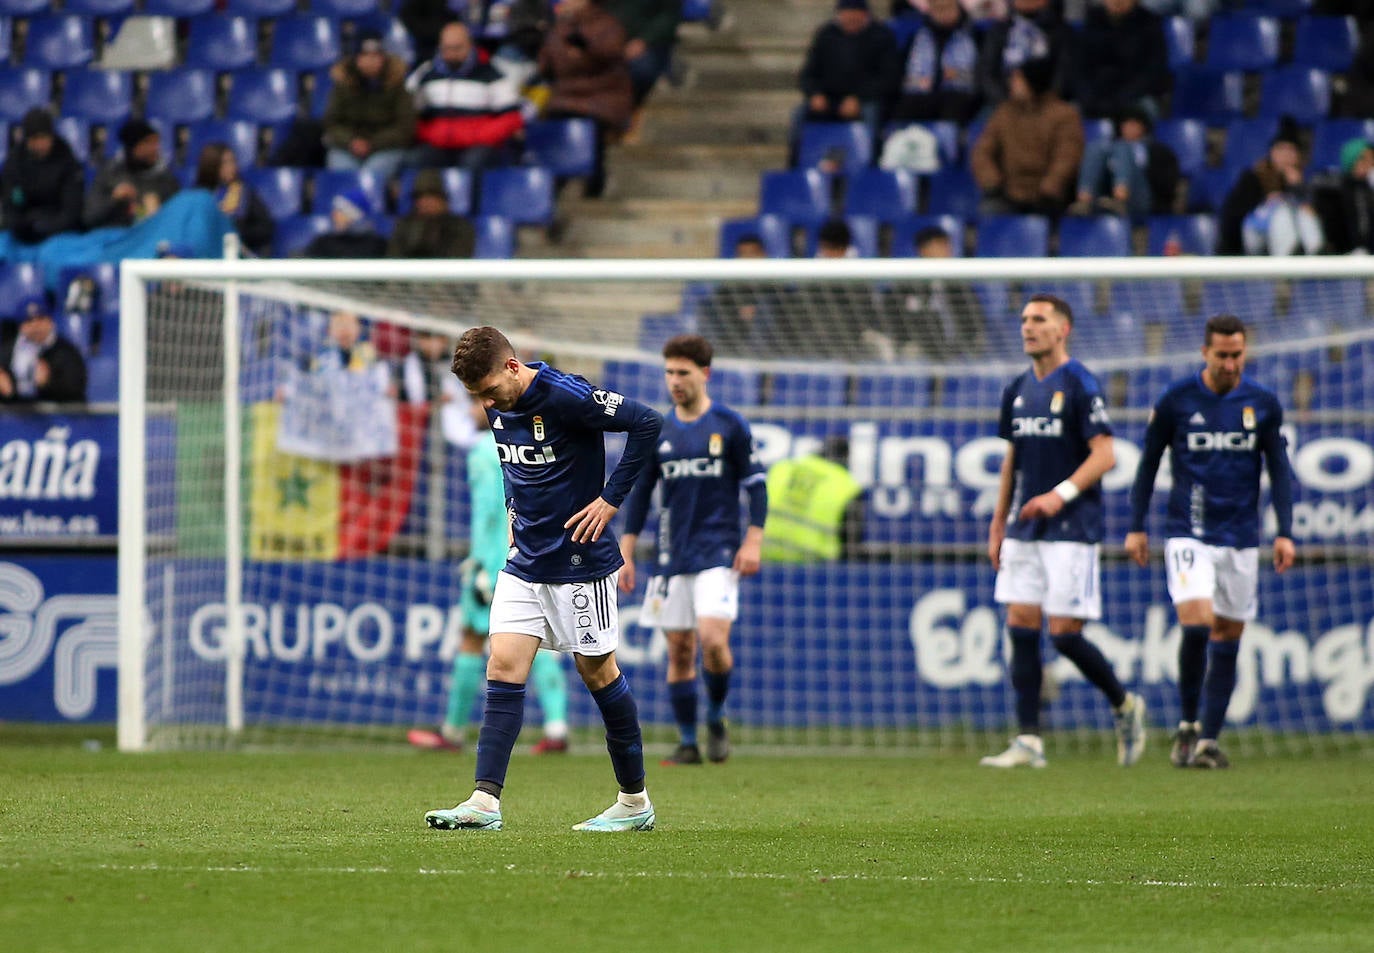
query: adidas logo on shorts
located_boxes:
[580,633,597,646]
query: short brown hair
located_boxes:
[1026,292,1073,326]
[451,326,515,386]
[1204,313,1248,345]
[663,334,713,368]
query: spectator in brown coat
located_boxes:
[970,57,1083,216]
[538,0,633,197]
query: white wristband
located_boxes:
[1054,480,1080,504]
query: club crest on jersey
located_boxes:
[709,433,723,456]
[1243,406,1255,430]
[1050,391,1064,414]
[533,415,545,441]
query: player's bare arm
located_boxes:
[988,445,1015,570]
[617,533,638,592]
[733,526,764,576]
[566,496,618,544]
[1124,531,1150,568]
[1274,536,1296,573]
[1019,432,1115,522]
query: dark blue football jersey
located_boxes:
[488,363,662,584]
[1129,371,1293,548]
[998,358,1113,543]
[621,403,768,576]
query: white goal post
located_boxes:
[116,254,1374,754]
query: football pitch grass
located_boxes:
[4,729,1373,953]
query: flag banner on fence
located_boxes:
[275,360,399,463]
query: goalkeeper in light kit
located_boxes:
[1126,314,1295,769]
[425,326,662,832]
[618,335,767,766]
[984,293,1147,769]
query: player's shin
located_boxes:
[1200,640,1241,743]
[474,680,526,796]
[1009,627,1044,733]
[591,673,647,793]
[1178,625,1210,723]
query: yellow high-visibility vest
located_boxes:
[761,455,861,563]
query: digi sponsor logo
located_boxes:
[495,443,557,465]
[661,457,724,480]
[1186,431,1258,452]
[1011,417,1063,437]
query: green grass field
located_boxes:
[4,726,1373,953]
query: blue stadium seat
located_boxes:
[1204,14,1279,71]
[1188,165,1240,212]
[86,354,118,403]
[718,214,791,258]
[1258,66,1331,124]
[767,371,847,407]
[311,168,386,214]
[351,14,415,64]
[797,121,873,173]
[1170,66,1243,121]
[1145,214,1217,255]
[242,166,305,219]
[974,215,1049,257]
[23,16,95,70]
[850,370,931,408]
[522,118,596,178]
[710,366,760,406]
[474,214,516,259]
[1164,16,1194,67]
[310,0,381,16]
[890,214,965,256]
[1036,280,1097,322]
[61,69,133,126]
[0,68,52,122]
[273,213,330,256]
[1110,278,1187,327]
[144,68,218,125]
[1153,118,1206,179]
[58,263,119,316]
[881,120,960,168]
[54,116,91,162]
[1082,117,1114,146]
[184,118,259,170]
[1222,117,1279,171]
[1125,364,1177,408]
[1247,0,1313,16]
[681,0,715,22]
[599,358,663,405]
[0,0,47,14]
[143,0,217,14]
[842,167,918,223]
[1310,118,1374,172]
[477,166,555,225]
[1201,280,1276,322]
[1291,278,1365,326]
[1293,15,1357,71]
[227,69,300,125]
[309,68,333,117]
[637,312,693,352]
[886,14,922,51]
[1073,310,1144,359]
[187,16,260,72]
[0,18,9,65]
[59,310,95,355]
[225,0,297,15]
[1057,216,1129,257]
[941,375,1005,410]
[269,15,342,72]
[64,0,137,13]
[0,263,44,315]
[396,167,472,215]
[923,166,980,220]
[799,215,878,257]
[759,169,833,225]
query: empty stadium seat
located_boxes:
[767,371,847,407]
[1247,0,1313,16]
[1187,165,1239,213]
[718,214,791,258]
[1169,66,1243,121]
[0,0,47,15]
[1073,311,1144,359]
[1146,214,1218,255]
[1291,278,1365,326]
[1082,117,1114,146]
[923,166,980,220]
[351,14,415,64]
[86,354,119,403]
[1200,280,1276,321]
[273,213,330,256]
[889,213,964,256]
[842,167,918,223]
[710,366,760,406]
[396,167,472,215]
[61,69,133,126]
[1293,14,1358,70]
[1057,216,1129,257]
[1111,278,1187,322]
[309,68,334,117]
[143,0,217,14]
[797,121,873,173]
[242,166,305,219]
[850,370,931,408]
[1036,280,1097,322]
[0,263,44,315]
[522,118,597,178]
[23,16,94,70]
[1310,118,1374,172]
[759,169,833,225]
[1153,118,1206,179]
[0,68,52,122]
[1163,16,1194,67]
[940,375,1004,410]
[64,0,136,13]
[1258,66,1331,124]
[1205,14,1279,71]
[187,16,260,72]
[225,0,297,15]
[311,168,387,214]
[474,214,516,259]
[599,358,663,405]
[637,312,692,352]
[310,0,381,16]
[227,69,300,124]
[54,116,91,162]
[144,68,217,125]
[1222,117,1279,171]
[974,215,1049,257]
[0,19,9,65]
[184,118,260,170]
[477,167,555,225]
[269,15,342,72]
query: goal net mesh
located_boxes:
[122,260,1374,755]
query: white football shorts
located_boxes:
[1164,538,1259,621]
[638,566,739,630]
[994,538,1102,620]
[487,570,620,655]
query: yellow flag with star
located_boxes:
[249,402,340,561]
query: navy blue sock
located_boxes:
[668,678,698,746]
[592,674,646,794]
[704,668,731,726]
[1051,632,1127,708]
[1178,625,1210,723]
[1201,640,1240,742]
[1008,627,1043,734]
[474,680,525,795]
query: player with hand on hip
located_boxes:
[1126,313,1295,769]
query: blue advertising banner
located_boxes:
[0,409,118,544]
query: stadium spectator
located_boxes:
[399,0,451,65]
[761,435,864,563]
[1126,313,1295,770]
[324,29,417,181]
[1217,120,1325,256]
[0,294,87,404]
[407,21,525,170]
[1313,139,1374,254]
[976,0,1076,108]
[299,188,390,258]
[982,293,1146,770]
[619,334,768,766]
[890,0,982,124]
[538,0,635,198]
[698,235,786,357]
[1068,106,1178,220]
[797,0,901,127]
[0,109,84,247]
[387,169,477,258]
[1072,0,1168,120]
[880,225,986,359]
[84,119,180,230]
[971,58,1084,216]
[797,219,888,359]
[194,143,275,258]
[608,0,683,108]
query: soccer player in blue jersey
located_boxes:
[1126,314,1295,769]
[983,293,1148,769]
[618,335,768,765]
[424,326,662,832]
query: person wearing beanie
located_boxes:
[977,0,1076,108]
[0,108,85,245]
[1070,105,1179,220]
[322,28,415,181]
[298,186,389,259]
[386,168,476,259]
[0,293,87,404]
[1217,118,1325,255]
[84,117,180,229]
[971,57,1084,216]
[798,0,900,126]
[1313,138,1374,254]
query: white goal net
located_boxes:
[116,256,1374,756]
